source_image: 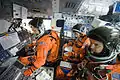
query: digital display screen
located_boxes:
[56,20,65,27]
[113,2,120,13]
[0,50,11,62]
[0,43,4,52]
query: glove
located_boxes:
[24,68,33,76]
[77,59,88,70]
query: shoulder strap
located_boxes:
[49,35,57,41]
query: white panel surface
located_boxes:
[52,0,60,12]
[13,4,28,19]
[78,0,114,16]
[43,19,52,30]
[13,4,21,18]
[22,7,28,19]
[0,32,20,50]
[0,20,11,33]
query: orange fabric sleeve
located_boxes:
[23,40,51,76]
[31,44,48,69]
[18,56,31,65]
[24,45,47,76]
[63,41,73,48]
[23,42,49,77]
[106,64,120,80]
[56,66,65,78]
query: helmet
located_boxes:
[29,18,43,28]
[86,26,120,63]
[72,24,87,34]
[29,18,45,35]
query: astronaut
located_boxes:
[18,18,60,76]
[55,24,90,80]
[77,26,120,80]
[62,24,90,63]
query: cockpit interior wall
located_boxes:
[0,0,120,80]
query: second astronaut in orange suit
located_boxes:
[18,18,60,76]
[62,24,90,63]
[56,24,90,79]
